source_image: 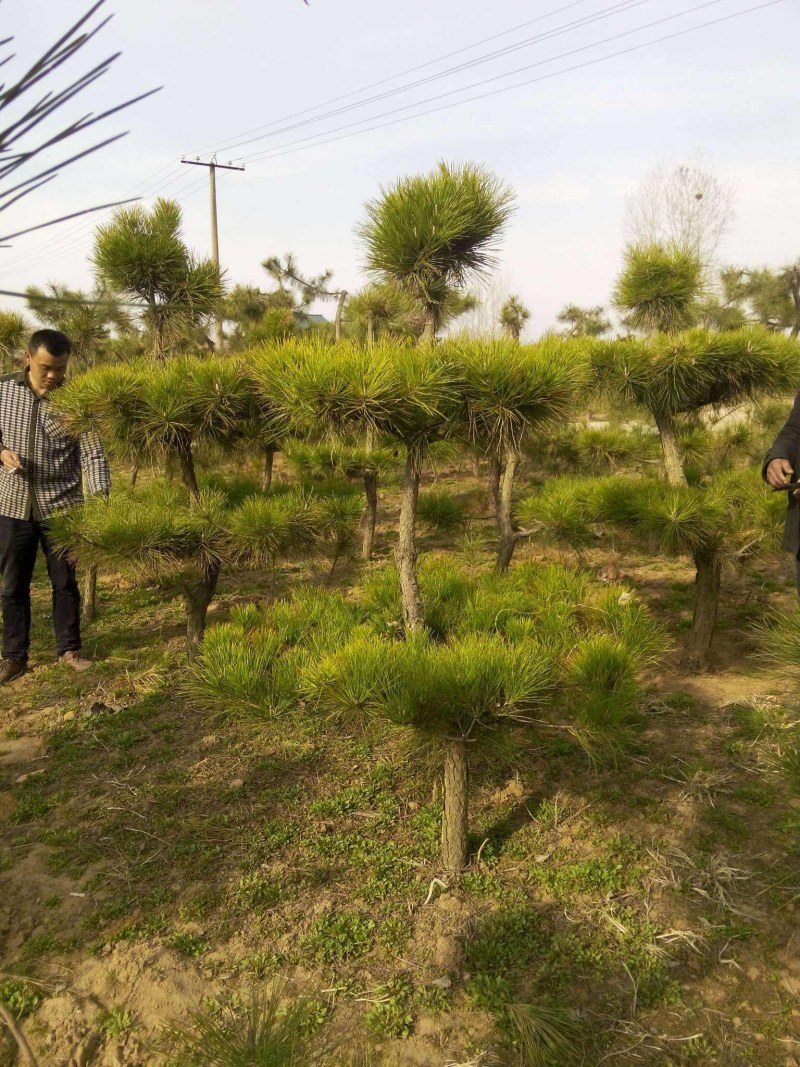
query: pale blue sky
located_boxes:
[2,0,797,336]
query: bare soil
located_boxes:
[2,460,800,1066]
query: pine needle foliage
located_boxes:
[356,161,515,335]
[93,198,222,359]
[417,488,467,532]
[520,472,778,559]
[0,310,27,370]
[613,243,704,334]
[540,425,661,474]
[163,987,342,1066]
[590,327,800,420]
[53,357,252,491]
[250,339,398,442]
[756,607,800,677]
[519,470,782,669]
[450,337,585,458]
[192,590,358,717]
[504,1000,582,1067]
[283,441,392,483]
[194,560,664,719]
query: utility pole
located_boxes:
[181,156,244,354]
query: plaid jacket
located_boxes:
[0,369,111,522]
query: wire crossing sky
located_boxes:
[1,0,795,335]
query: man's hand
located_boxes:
[766,457,794,487]
[0,449,24,474]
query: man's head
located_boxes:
[26,329,71,394]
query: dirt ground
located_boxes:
[3,459,800,1066]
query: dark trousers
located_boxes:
[0,515,81,661]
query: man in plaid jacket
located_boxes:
[0,329,111,685]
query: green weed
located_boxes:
[236,872,283,909]
[168,931,209,957]
[303,912,375,965]
[0,978,40,1018]
[99,1007,134,1037]
[465,973,514,1012]
[364,977,414,1039]
[415,984,452,1014]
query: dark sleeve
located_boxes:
[763,391,800,481]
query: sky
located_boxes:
[1,0,797,338]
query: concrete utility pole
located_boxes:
[181,157,244,354]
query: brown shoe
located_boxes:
[0,659,27,685]
[59,651,92,672]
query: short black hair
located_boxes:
[28,329,71,358]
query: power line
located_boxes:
[0,170,213,281]
[242,0,778,166]
[0,167,183,273]
[1,168,205,275]
[1,0,783,284]
[0,159,198,273]
[187,0,597,157]
[197,0,651,157]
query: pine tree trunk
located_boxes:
[396,451,424,633]
[442,736,469,873]
[419,308,436,346]
[362,470,378,561]
[184,563,221,662]
[681,548,721,672]
[335,290,347,342]
[262,448,275,492]
[489,453,503,512]
[81,564,97,626]
[176,436,199,499]
[495,449,519,573]
[654,411,687,487]
[366,311,375,347]
[129,460,139,487]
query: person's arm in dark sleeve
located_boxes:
[79,431,111,498]
[763,391,800,482]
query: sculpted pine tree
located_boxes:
[303,561,664,870]
[499,296,531,342]
[451,338,583,571]
[256,339,458,630]
[521,471,783,671]
[54,357,251,498]
[357,161,514,344]
[93,199,222,360]
[590,327,800,487]
[262,253,346,341]
[556,304,611,338]
[51,481,355,659]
